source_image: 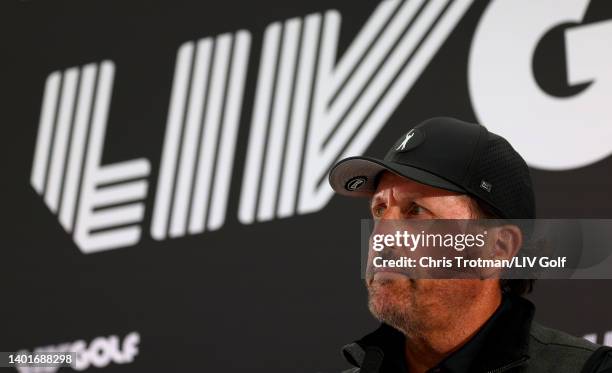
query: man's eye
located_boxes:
[408,203,427,215]
[372,205,386,217]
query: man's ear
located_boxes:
[491,225,523,260]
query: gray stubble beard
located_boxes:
[366,279,424,337]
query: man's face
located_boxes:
[366,171,492,336]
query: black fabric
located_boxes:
[581,346,612,373]
[328,117,536,219]
[465,133,535,221]
[342,295,612,372]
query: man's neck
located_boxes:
[403,291,502,373]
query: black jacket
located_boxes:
[341,295,612,373]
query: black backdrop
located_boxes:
[2,0,611,372]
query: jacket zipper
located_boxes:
[485,356,529,373]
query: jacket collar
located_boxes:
[342,294,535,373]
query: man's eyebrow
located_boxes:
[369,194,382,206]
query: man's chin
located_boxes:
[367,295,412,335]
[366,273,415,327]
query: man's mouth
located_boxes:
[366,267,411,284]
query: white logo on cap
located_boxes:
[396,130,415,151]
[346,176,367,191]
[480,180,493,192]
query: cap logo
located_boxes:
[396,130,415,151]
[480,180,492,192]
[345,176,367,191]
[393,128,424,152]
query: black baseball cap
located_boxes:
[328,117,535,219]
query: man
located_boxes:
[328,117,612,373]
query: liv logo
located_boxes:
[30,62,150,253]
[584,330,612,347]
[30,0,474,253]
[151,32,251,240]
[239,0,473,224]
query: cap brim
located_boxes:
[328,156,465,197]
